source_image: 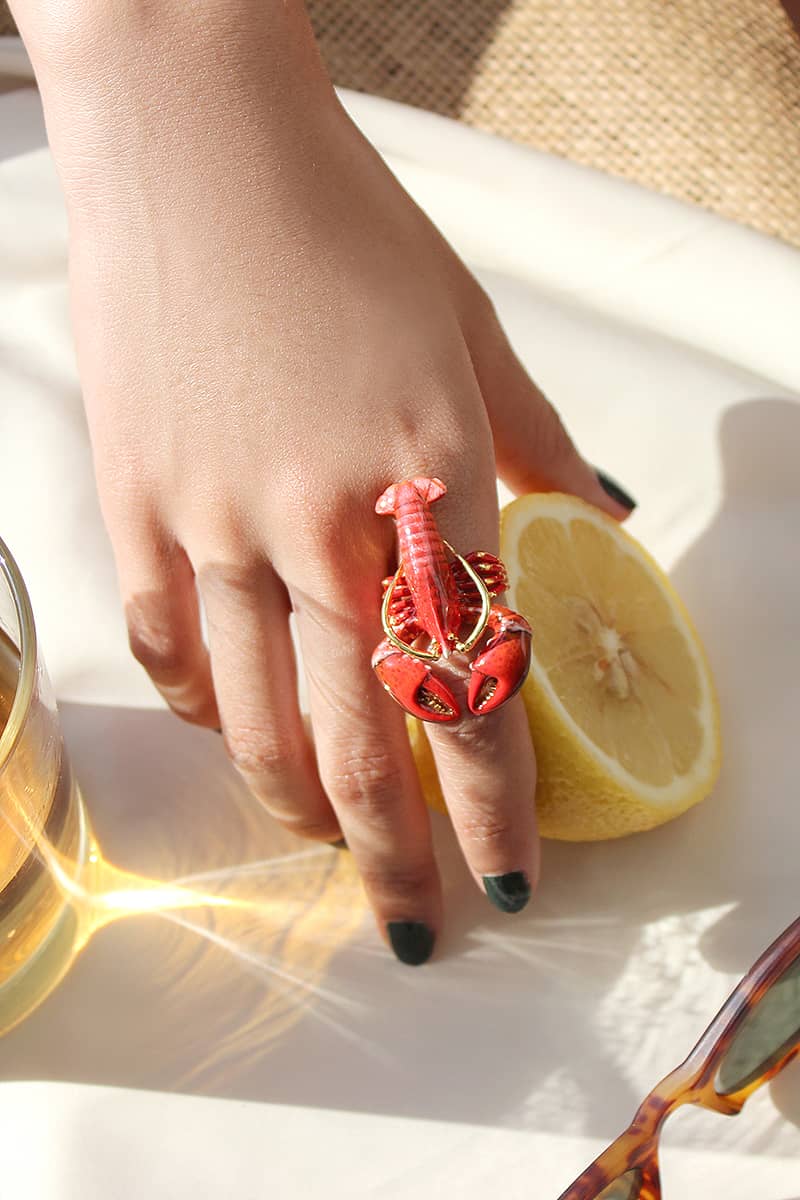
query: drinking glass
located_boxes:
[0,534,89,1034]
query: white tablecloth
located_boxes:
[1,39,799,1199]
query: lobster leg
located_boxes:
[467,605,532,715]
[372,639,461,723]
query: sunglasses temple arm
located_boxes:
[638,1156,662,1200]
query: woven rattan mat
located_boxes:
[3,2,799,247]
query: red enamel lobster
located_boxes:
[371,477,532,723]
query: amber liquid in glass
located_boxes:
[0,629,86,1033]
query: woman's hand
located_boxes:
[17,0,633,963]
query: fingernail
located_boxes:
[595,468,637,512]
[387,921,436,966]
[483,871,531,914]
[329,838,348,850]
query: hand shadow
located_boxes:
[677,397,800,1130]
[665,400,800,921]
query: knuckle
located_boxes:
[446,710,504,754]
[359,859,434,899]
[274,492,383,597]
[224,727,298,781]
[457,808,514,849]
[281,494,350,562]
[127,625,189,684]
[195,555,270,606]
[327,749,405,813]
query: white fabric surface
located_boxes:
[1,39,799,1198]
[2,1082,799,1200]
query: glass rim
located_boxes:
[0,534,37,772]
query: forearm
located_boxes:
[8,0,338,213]
[8,0,359,431]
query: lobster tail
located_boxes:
[411,477,447,505]
[375,485,400,515]
[375,477,447,515]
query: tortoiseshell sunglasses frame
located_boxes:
[558,915,800,1200]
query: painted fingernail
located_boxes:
[329,838,348,850]
[595,469,637,512]
[483,871,531,914]
[387,921,436,966]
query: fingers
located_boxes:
[119,452,540,964]
[424,701,540,913]
[468,309,637,518]
[412,474,541,914]
[294,586,442,966]
[120,533,220,728]
[197,558,342,844]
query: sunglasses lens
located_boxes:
[716,954,800,1095]
[592,1170,642,1199]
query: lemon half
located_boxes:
[410,493,721,841]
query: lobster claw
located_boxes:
[372,639,461,723]
[467,606,532,716]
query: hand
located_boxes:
[20,1,634,964]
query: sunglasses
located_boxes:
[558,915,800,1199]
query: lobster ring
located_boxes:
[370,477,532,723]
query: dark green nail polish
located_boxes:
[596,469,637,512]
[387,921,435,966]
[483,871,531,914]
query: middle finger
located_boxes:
[294,579,443,967]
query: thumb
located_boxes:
[469,312,637,519]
